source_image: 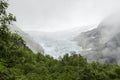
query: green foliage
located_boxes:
[1,0,120,80]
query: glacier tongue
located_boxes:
[38,39,81,58]
[27,30,82,58]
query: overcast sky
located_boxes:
[8,0,120,32]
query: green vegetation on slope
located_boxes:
[1,0,120,80]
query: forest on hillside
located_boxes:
[1,0,120,80]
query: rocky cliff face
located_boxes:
[74,13,120,64]
[9,24,44,54]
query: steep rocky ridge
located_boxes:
[74,13,120,64]
[9,24,44,53]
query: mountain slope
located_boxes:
[9,24,44,53]
[74,13,120,64]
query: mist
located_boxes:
[8,0,120,32]
[74,12,120,64]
